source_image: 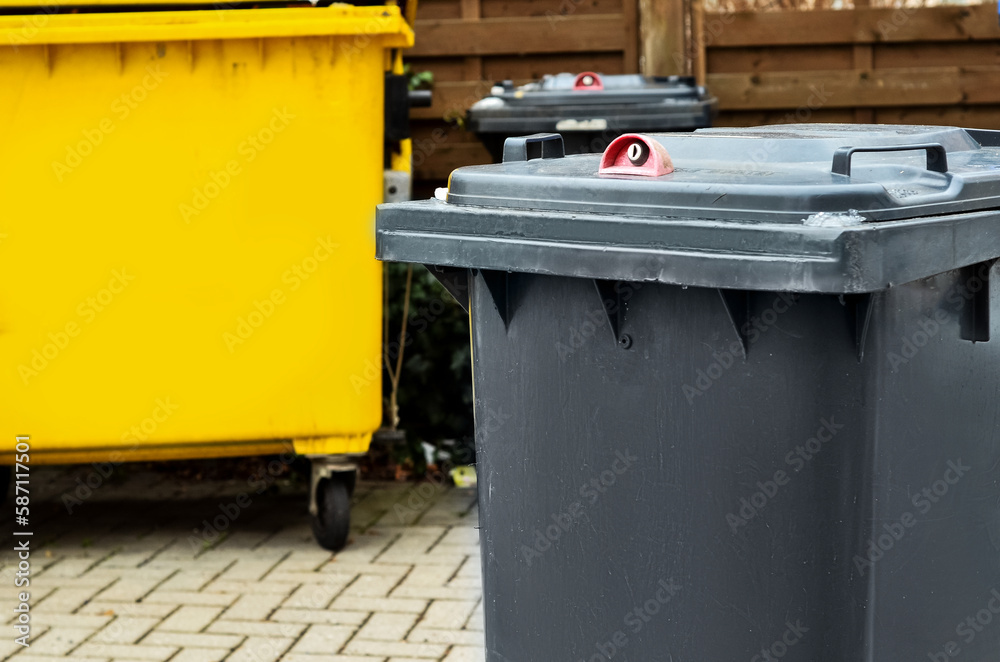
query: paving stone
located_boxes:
[203,580,298,595]
[225,636,296,662]
[280,579,352,610]
[329,596,429,614]
[141,591,238,607]
[417,600,478,630]
[206,620,305,639]
[71,643,178,661]
[156,570,220,592]
[79,602,177,619]
[96,579,166,603]
[156,606,223,633]
[11,656,107,662]
[400,565,459,588]
[163,648,229,662]
[287,624,355,654]
[36,586,109,613]
[92,617,161,644]
[355,612,418,642]
[41,557,102,578]
[142,631,244,649]
[26,627,95,656]
[268,608,368,627]
[406,628,484,647]
[390,585,481,601]
[268,550,333,574]
[441,646,485,662]
[340,573,403,598]
[221,594,286,621]
[215,556,287,582]
[342,639,447,659]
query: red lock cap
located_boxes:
[599,134,674,177]
[573,72,604,91]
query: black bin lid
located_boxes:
[477,73,707,107]
[466,72,717,134]
[376,124,1000,294]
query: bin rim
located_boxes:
[375,198,1000,294]
[0,3,413,46]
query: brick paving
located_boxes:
[0,464,484,662]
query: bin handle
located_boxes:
[831,143,948,177]
[503,133,565,163]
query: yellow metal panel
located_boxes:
[0,6,413,46]
[0,7,396,463]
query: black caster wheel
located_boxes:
[310,472,353,551]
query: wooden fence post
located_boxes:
[639,0,692,76]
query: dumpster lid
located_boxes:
[471,73,708,109]
[376,124,1000,294]
[445,124,1000,223]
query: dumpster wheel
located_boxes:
[309,458,357,552]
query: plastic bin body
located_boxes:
[0,6,412,463]
[377,125,1000,661]
[467,73,717,160]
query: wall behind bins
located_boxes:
[409,0,641,186]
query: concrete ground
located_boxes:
[0,463,484,662]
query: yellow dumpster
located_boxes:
[0,0,415,549]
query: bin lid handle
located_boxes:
[832,143,948,178]
[503,133,565,163]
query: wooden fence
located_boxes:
[708,3,1000,127]
[409,0,1000,185]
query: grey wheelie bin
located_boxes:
[375,124,1000,662]
[467,72,716,160]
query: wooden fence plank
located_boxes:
[708,3,1000,47]
[874,41,1000,69]
[709,66,1000,111]
[482,52,627,79]
[481,0,624,17]
[410,14,627,56]
[707,45,853,74]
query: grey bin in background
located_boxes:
[466,72,717,160]
[376,125,1000,662]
